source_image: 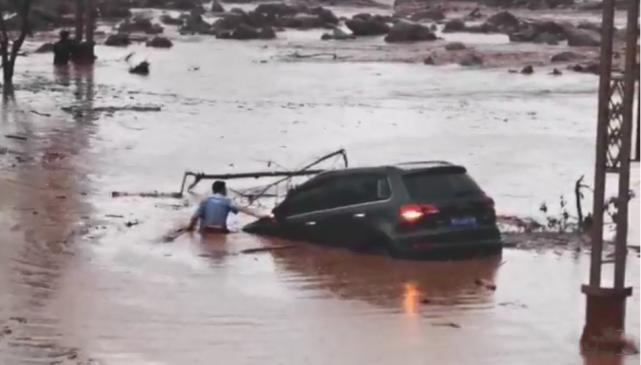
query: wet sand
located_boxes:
[0,11,639,365]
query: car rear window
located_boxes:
[402,171,482,202]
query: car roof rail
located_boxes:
[395,160,456,168]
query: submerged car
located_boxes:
[243,161,501,257]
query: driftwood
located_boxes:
[62,105,162,114]
[4,134,27,141]
[240,245,298,254]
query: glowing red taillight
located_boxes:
[399,204,439,223]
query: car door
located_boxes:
[320,174,393,248]
[277,179,333,243]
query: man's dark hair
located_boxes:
[212,180,226,195]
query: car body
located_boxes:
[243,161,501,258]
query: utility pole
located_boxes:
[581,0,639,351]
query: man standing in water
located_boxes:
[187,180,264,233]
[53,30,74,66]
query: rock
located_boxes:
[520,65,534,74]
[445,41,466,50]
[551,51,582,62]
[345,16,390,36]
[35,42,54,53]
[551,68,562,75]
[443,18,465,32]
[161,14,183,25]
[182,13,213,34]
[564,25,600,46]
[231,23,260,39]
[98,3,133,18]
[278,14,326,29]
[118,16,164,34]
[533,32,561,44]
[423,56,435,64]
[146,36,173,47]
[105,33,131,46]
[321,27,355,40]
[459,52,483,66]
[211,1,225,13]
[212,13,243,31]
[384,21,436,43]
[570,62,599,74]
[129,61,150,75]
[310,7,339,25]
[258,26,277,39]
[409,7,445,21]
[484,11,520,33]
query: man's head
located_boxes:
[59,30,70,40]
[212,180,227,195]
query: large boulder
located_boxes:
[161,14,184,25]
[182,13,213,34]
[345,15,390,36]
[259,26,277,39]
[310,7,339,25]
[484,11,520,33]
[459,52,483,66]
[231,23,260,39]
[443,18,465,32]
[211,1,225,13]
[146,36,173,47]
[384,21,437,42]
[564,25,600,46]
[105,33,131,46]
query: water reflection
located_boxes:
[265,239,502,313]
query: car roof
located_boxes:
[311,161,466,180]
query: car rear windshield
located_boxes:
[402,170,482,202]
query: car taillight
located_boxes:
[399,203,439,223]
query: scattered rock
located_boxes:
[35,42,54,53]
[423,55,435,64]
[551,51,582,62]
[445,41,466,51]
[105,33,131,46]
[569,62,599,75]
[146,36,173,48]
[384,21,436,43]
[520,65,534,74]
[254,3,299,17]
[118,16,164,34]
[443,18,465,32]
[459,52,483,66]
[432,322,461,328]
[345,15,390,36]
[551,68,563,75]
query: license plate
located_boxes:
[451,217,477,226]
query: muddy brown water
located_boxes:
[1,16,640,364]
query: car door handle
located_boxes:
[305,221,317,226]
[353,213,366,218]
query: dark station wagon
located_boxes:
[244,161,502,258]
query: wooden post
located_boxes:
[84,0,95,43]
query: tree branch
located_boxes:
[9,0,30,65]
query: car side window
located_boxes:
[280,181,331,216]
[325,174,391,209]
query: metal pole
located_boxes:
[75,0,84,42]
[589,0,617,287]
[636,86,640,162]
[613,0,639,288]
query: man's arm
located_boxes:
[187,201,204,231]
[229,201,268,219]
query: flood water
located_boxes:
[0,25,639,364]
